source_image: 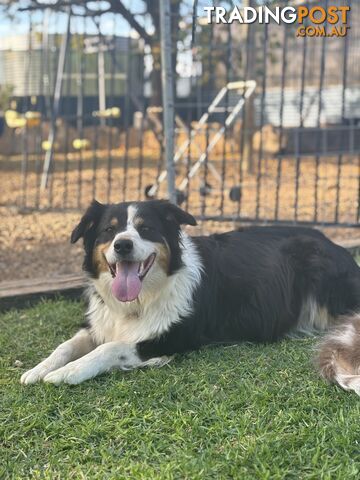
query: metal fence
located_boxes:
[0,0,359,227]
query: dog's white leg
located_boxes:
[20,329,95,385]
[43,342,171,385]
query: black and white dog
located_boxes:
[21,200,360,394]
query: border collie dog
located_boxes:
[21,200,360,394]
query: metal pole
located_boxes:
[98,48,106,128]
[159,0,176,204]
[41,6,71,189]
[243,0,256,174]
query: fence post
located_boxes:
[159,0,176,204]
[41,6,71,189]
[243,0,256,174]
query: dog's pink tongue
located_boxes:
[111,262,141,302]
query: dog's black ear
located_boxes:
[162,201,197,227]
[71,200,105,244]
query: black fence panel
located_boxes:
[0,0,359,227]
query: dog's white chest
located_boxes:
[87,287,187,345]
[89,304,168,344]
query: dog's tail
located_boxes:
[315,312,360,396]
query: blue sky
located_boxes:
[0,1,244,38]
[0,9,130,38]
[0,1,142,38]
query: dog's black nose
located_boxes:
[114,239,133,255]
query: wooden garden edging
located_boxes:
[0,274,86,311]
[0,239,359,312]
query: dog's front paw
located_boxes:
[20,363,53,385]
[43,361,93,385]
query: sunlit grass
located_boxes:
[1,299,360,479]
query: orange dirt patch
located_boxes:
[1,128,359,282]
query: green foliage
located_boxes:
[1,299,360,479]
[0,84,14,112]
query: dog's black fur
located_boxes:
[137,223,360,361]
[73,200,360,361]
[21,199,360,389]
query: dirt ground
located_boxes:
[1,207,359,284]
[1,128,359,222]
[1,129,359,283]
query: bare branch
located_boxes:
[107,0,153,44]
[18,4,111,18]
[13,0,154,44]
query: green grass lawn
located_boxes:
[1,299,360,479]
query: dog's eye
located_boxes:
[105,226,114,233]
[139,225,153,233]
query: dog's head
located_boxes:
[71,200,197,303]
